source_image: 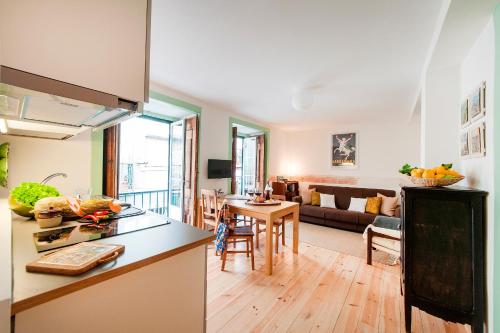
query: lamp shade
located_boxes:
[291,90,314,111]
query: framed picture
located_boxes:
[461,98,469,127]
[460,132,469,157]
[331,132,357,168]
[469,82,486,121]
[468,122,486,157]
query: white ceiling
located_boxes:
[151,0,447,130]
[429,0,499,70]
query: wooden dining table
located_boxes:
[224,199,300,275]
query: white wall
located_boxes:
[460,19,495,330]
[274,119,421,191]
[422,18,495,331]
[0,131,93,195]
[150,84,277,193]
[422,64,461,168]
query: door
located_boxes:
[183,115,198,226]
[168,119,185,221]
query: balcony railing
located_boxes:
[119,189,178,215]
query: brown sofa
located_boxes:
[295,185,399,233]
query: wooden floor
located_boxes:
[206,235,471,333]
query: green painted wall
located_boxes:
[228,117,270,193]
[493,5,500,332]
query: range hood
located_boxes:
[0,66,142,140]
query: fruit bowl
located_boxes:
[406,175,465,187]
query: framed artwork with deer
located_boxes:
[331,132,357,168]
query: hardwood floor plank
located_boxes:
[207,244,316,332]
[289,253,360,333]
[206,237,471,333]
[249,248,339,333]
[378,268,401,333]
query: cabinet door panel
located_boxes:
[0,0,148,102]
[411,196,473,312]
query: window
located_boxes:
[118,116,171,215]
[234,136,257,195]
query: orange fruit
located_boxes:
[422,170,436,179]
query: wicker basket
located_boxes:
[406,175,464,187]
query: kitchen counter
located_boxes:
[11,212,214,315]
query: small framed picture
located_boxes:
[460,132,469,157]
[461,98,469,127]
[468,122,486,157]
[469,82,486,121]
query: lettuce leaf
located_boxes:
[10,182,60,207]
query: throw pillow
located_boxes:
[320,193,336,208]
[311,191,321,206]
[299,188,316,205]
[377,193,398,217]
[348,198,367,213]
[365,197,382,215]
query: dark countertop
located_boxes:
[11,212,214,314]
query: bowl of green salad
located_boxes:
[9,182,60,218]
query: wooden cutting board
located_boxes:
[26,242,124,276]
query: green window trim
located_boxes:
[90,89,202,196]
[228,117,270,193]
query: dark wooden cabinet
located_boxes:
[401,186,487,333]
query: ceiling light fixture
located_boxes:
[291,90,314,111]
[0,119,8,133]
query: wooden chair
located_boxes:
[216,205,255,271]
[200,189,220,231]
[255,217,286,254]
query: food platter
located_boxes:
[245,200,282,206]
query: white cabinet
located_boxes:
[15,246,207,333]
[0,0,150,103]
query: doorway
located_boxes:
[104,92,200,226]
[231,123,267,194]
[235,136,257,195]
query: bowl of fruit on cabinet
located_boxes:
[399,163,464,187]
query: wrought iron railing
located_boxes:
[119,189,172,215]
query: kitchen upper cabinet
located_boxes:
[0,0,150,103]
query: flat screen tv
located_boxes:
[208,159,232,179]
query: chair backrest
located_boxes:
[200,189,219,220]
[272,182,287,196]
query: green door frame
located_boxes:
[228,117,270,193]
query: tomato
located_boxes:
[82,215,99,223]
[94,210,110,217]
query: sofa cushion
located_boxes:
[358,212,378,226]
[333,187,363,210]
[365,197,382,215]
[323,208,358,224]
[311,191,320,206]
[320,193,336,208]
[378,193,399,217]
[363,188,396,198]
[310,185,335,195]
[300,205,325,218]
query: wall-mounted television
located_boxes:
[207,159,232,179]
